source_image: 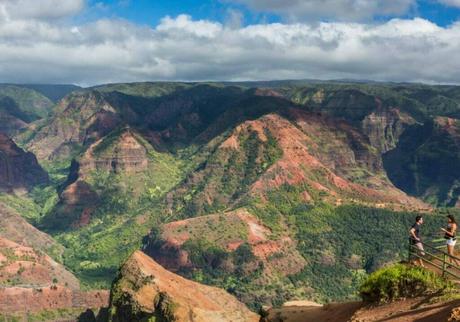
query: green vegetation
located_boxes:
[50,144,185,288]
[170,126,283,218]
[92,82,191,98]
[0,85,54,120]
[247,184,447,302]
[6,81,460,311]
[359,264,450,303]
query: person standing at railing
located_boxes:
[441,214,460,267]
[409,215,425,268]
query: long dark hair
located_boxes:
[447,214,457,224]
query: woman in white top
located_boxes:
[441,215,460,267]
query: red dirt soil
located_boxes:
[267,298,460,322]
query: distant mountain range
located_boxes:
[1,80,460,320]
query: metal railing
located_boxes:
[409,238,460,280]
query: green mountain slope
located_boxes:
[5,80,460,309]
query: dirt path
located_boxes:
[267,302,362,322]
[267,298,460,322]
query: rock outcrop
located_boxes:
[362,107,416,153]
[49,128,150,229]
[0,133,48,192]
[78,128,149,175]
[109,250,260,322]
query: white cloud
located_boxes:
[438,0,460,7]
[1,12,460,85]
[226,0,416,21]
[0,0,85,20]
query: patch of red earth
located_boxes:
[252,239,286,259]
[236,211,270,243]
[301,191,313,202]
[0,237,80,290]
[267,301,362,322]
[221,134,240,150]
[435,116,460,140]
[0,286,109,314]
[0,237,109,314]
[0,261,51,285]
[61,180,97,206]
[248,114,345,192]
[254,88,284,98]
[162,220,193,247]
[74,207,93,228]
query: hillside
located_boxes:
[4,80,460,311]
[0,133,48,193]
[0,203,109,321]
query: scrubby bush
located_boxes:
[359,264,449,303]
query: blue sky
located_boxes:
[86,0,460,27]
[85,0,279,26]
[2,0,460,85]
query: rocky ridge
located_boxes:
[109,250,259,322]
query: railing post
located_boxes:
[442,253,447,277]
[408,238,412,262]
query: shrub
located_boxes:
[359,264,449,303]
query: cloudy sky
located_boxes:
[1,0,460,85]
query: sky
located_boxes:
[1,0,460,85]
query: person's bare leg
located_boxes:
[447,245,453,266]
[418,258,425,268]
[448,245,460,267]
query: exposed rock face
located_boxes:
[0,133,48,192]
[79,129,149,174]
[362,107,416,153]
[109,250,260,322]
